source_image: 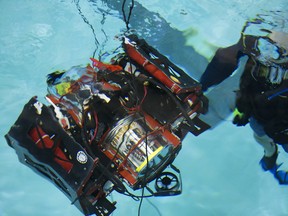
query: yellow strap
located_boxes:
[136,146,164,172]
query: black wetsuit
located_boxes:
[200,34,288,144]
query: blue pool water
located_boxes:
[1,0,288,215]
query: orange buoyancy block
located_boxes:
[90,58,123,72]
[29,126,73,172]
[124,43,182,94]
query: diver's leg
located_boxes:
[253,133,277,155]
[250,117,278,170]
[254,133,278,170]
[252,132,288,184]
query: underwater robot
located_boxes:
[5,35,210,216]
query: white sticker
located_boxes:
[33,101,43,115]
[76,151,88,164]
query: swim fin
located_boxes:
[275,169,288,185]
[265,163,288,185]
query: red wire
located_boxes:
[121,85,148,113]
[89,110,99,144]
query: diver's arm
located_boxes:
[200,39,243,91]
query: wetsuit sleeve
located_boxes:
[200,39,243,91]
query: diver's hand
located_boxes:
[232,108,249,126]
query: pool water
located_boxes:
[0,0,288,215]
